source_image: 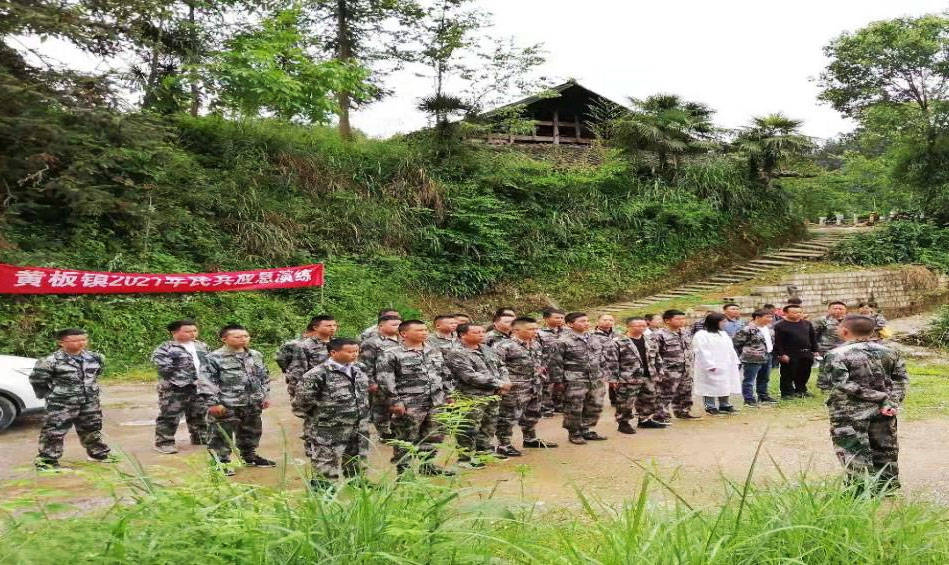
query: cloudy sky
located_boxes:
[351,0,948,140]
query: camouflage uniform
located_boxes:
[538,326,565,412]
[426,333,458,357]
[548,330,606,437]
[493,338,546,444]
[654,328,693,418]
[30,350,111,463]
[152,340,209,447]
[602,335,661,424]
[815,315,845,354]
[817,339,908,487]
[199,347,271,461]
[484,329,511,348]
[359,324,379,344]
[870,313,888,340]
[590,329,616,406]
[292,360,370,479]
[282,336,330,457]
[445,345,509,453]
[359,333,401,437]
[377,344,451,466]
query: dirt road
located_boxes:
[4,379,949,508]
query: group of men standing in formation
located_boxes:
[27,298,907,493]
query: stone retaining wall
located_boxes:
[698,267,949,317]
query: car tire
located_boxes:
[0,396,17,431]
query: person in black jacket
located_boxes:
[773,304,818,399]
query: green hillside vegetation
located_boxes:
[0,100,796,370]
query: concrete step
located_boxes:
[772,252,827,259]
[748,259,799,266]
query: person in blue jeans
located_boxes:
[732,309,778,406]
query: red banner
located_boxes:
[0,263,324,294]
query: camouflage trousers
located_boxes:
[38,399,110,462]
[155,383,207,447]
[496,380,543,444]
[390,400,444,466]
[310,421,370,479]
[207,404,263,461]
[612,378,659,423]
[542,381,565,412]
[562,379,606,434]
[457,394,500,453]
[656,367,694,418]
[370,388,391,436]
[830,415,899,486]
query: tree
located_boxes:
[208,7,373,123]
[304,0,423,138]
[732,113,812,186]
[606,94,718,176]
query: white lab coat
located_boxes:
[691,329,741,396]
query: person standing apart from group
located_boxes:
[773,304,818,398]
[732,309,778,407]
[691,312,742,414]
[818,315,907,493]
[30,329,116,470]
[152,320,209,454]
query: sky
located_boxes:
[350,0,949,140]
[13,0,948,140]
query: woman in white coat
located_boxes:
[692,312,742,414]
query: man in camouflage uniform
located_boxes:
[377,320,454,475]
[280,314,337,458]
[199,324,275,473]
[548,312,608,444]
[858,302,887,340]
[494,317,559,451]
[152,319,209,454]
[733,309,778,406]
[445,324,511,467]
[359,314,402,440]
[815,301,848,356]
[590,314,617,406]
[817,315,908,492]
[359,308,400,343]
[30,329,114,470]
[654,309,699,422]
[293,338,370,489]
[538,308,566,415]
[427,314,459,355]
[484,313,515,347]
[603,317,663,435]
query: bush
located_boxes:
[829,221,949,273]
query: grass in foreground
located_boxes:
[1,453,949,564]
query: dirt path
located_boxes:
[4,378,949,508]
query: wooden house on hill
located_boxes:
[477,80,624,145]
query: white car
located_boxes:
[0,355,44,431]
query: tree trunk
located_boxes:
[188,2,200,117]
[335,0,353,139]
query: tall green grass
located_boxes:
[2,457,948,564]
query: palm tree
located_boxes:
[733,113,813,185]
[606,94,719,176]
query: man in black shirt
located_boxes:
[773,304,818,399]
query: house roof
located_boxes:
[479,80,626,119]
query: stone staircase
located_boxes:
[593,226,874,316]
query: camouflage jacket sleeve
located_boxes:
[254,351,271,402]
[196,355,223,405]
[358,341,381,384]
[151,344,194,385]
[601,341,619,382]
[28,355,53,399]
[283,345,309,388]
[376,350,399,401]
[445,349,506,389]
[275,341,297,372]
[814,318,828,344]
[888,351,909,407]
[291,366,323,415]
[817,351,888,404]
[732,326,749,356]
[547,339,565,383]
